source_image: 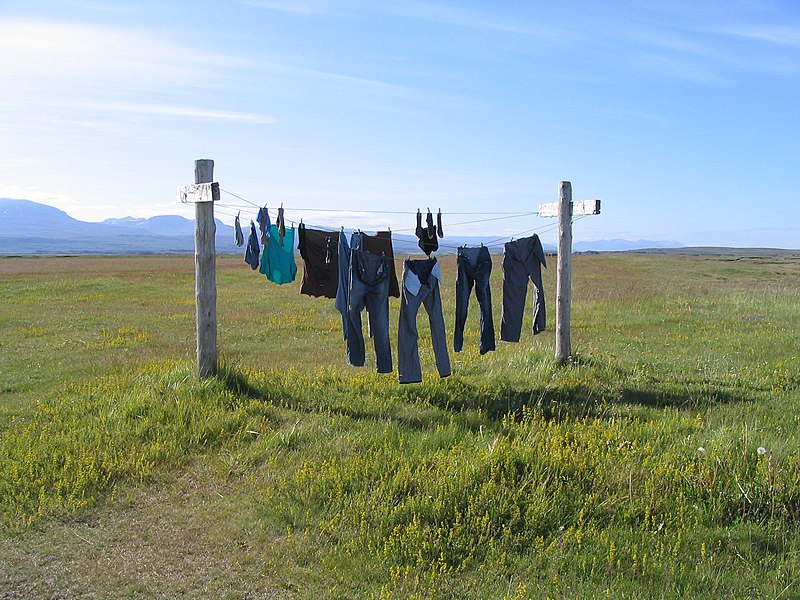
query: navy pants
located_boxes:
[346,249,392,373]
[454,246,495,354]
[500,234,547,342]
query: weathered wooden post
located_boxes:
[194,159,218,377]
[555,181,572,364]
[539,183,601,365]
[178,159,219,378]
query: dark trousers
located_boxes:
[454,246,495,354]
[398,259,451,384]
[500,235,547,342]
[346,249,392,374]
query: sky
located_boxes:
[1,0,799,248]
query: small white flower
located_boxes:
[757,447,767,456]
[697,447,707,457]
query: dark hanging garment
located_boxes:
[257,206,270,246]
[234,212,244,247]
[415,209,439,256]
[334,230,351,339]
[298,223,340,298]
[398,257,451,384]
[454,245,495,355]
[345,249,393,374]
[500,234,547,341]
[276,205,286,246]
[361,230,400,298]
[244,221,261,270]
[437,209,444,238]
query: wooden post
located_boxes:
[194,159,218,377]
[555,181,572,364]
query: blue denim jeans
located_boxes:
[454,245,496,354]
[346,248,392,373]
[398,258,451,384]
[500,234,547,342]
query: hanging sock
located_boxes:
[276,204,286,246]
[416,208,439,256]
[234,212,244,247]
[257,206,271,247]
[437,209,444,238]
[244,221,261,270]
[425,208,436,239]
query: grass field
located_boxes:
[1,252,799,598]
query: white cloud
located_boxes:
[718,25,800,48]
[238,0,328,14]
[0,20,253,95]
[383,1,566,38]
[74,102,278,125]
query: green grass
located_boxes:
[1,253,799,598]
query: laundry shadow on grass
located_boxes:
[216,360,753,428]
[422,377,753,424]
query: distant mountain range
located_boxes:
[1,198,686,256]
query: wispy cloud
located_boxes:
[717,25,800,47]
[238,0,328,15]
[382,1,567,38]
[0,19,273,132]
[78,102,278,125]
[0,20,253,92]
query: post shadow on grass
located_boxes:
[215,362,452,430]
[217,362,266,401]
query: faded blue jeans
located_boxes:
[454,245,495,355]
[346,248,392,374]
[398,258,451,384]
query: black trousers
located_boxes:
[453,246,495,354]
[500,234,547,342]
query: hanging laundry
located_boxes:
[257,206,271,247]
[361,230,400,298]
[244,221,260,270]
[398,257,451,384]
[500,234,547,342]
[437,209,444,238]
[335,230,400,344]
[415,209,440,256]
[345,248,393,374]
[298,223,339,298]
[259,224,297,284]
[334,230,352,340]
[454,245,495,355]
[234,212,244,247]
[275,205,287,246]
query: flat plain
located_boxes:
[1,252,799,598]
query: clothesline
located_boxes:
[219,188,542,216]
[215,202,539,234]
[213,201,584,253]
